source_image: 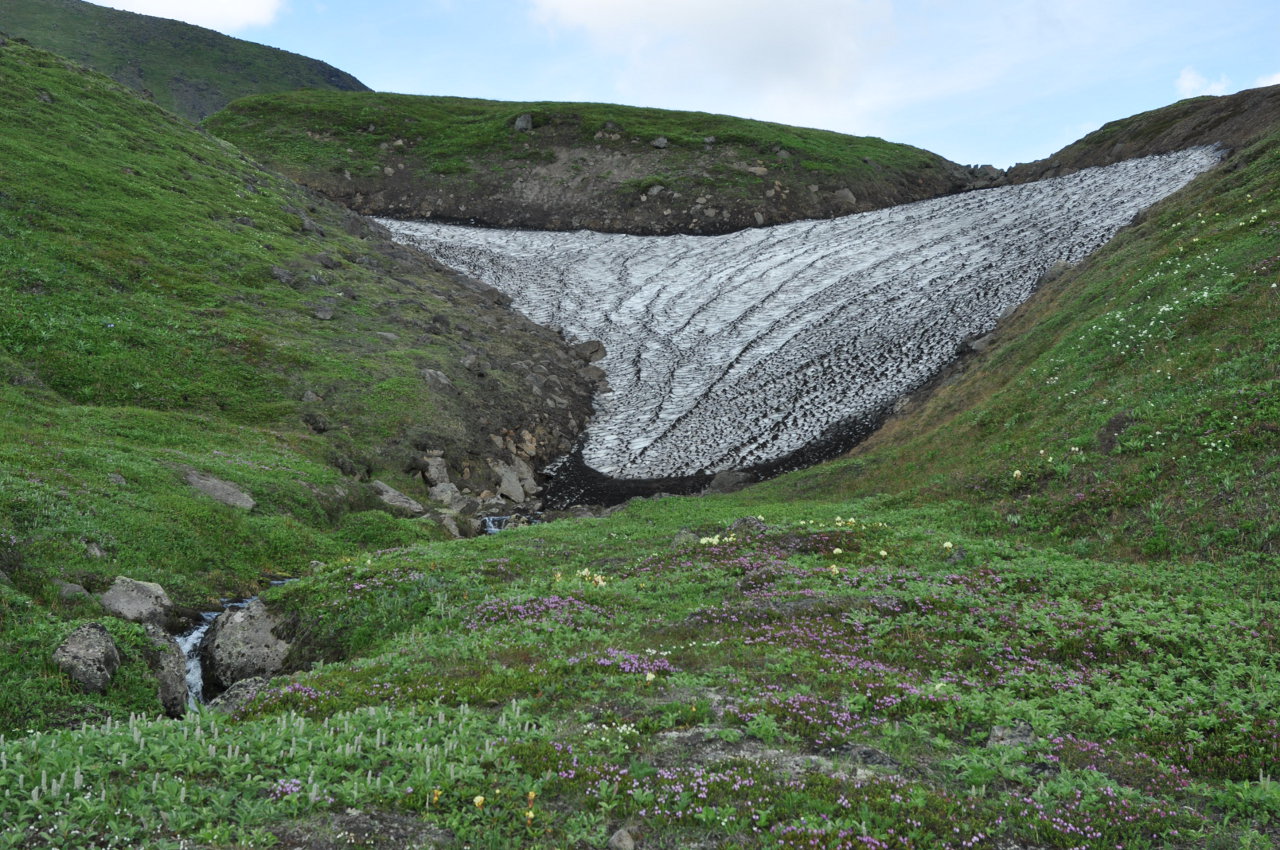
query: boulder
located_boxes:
[608,828,636,850]
[422,455,451,486]
[207,675,269,715]
[55,579,90,600]
[428,482,468,511]
[573,340,606,363]
[488,460,526,503]
[705,470,752,495]
[100,576,173,625]
[200,599,290,696]
[53,623,120,693]
[143,623,189,717]
[184,469,255,511]
[513,113,533,132]
[371,480,426,516]
[650,136,669,149]
[987,720,1036,748]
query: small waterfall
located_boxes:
[175,612,218,707]
[175,580,295,706]
[481,515,512,534]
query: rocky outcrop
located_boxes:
[184,469,255,510]
[1001,83,1280,185]
[143,623,189,717]
[372,480,426,516]
[53,623,120,693]
[100,576,173,626]
[199,599,290,697]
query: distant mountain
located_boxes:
[0,0,369,121]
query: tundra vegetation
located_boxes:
[1,32,1279,850]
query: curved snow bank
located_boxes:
[381,147,1219,479]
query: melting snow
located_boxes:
[380,147,1219,479]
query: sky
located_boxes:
[95,0,1280,169]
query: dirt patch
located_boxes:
[268,809,453,850]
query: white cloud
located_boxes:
[1175,66,1230,98]
[1257,71,1280,88]
[96,1,285,31]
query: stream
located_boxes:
[380,147,1220,481]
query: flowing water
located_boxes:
[381,148,1220,480]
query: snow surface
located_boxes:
[380,147,1219,479]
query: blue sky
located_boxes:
[97,0,1280,168]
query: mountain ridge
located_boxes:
[0,0,369,121]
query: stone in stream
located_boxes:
[53,623,120,693]
[200,599,290,697]
[143,623,189,717]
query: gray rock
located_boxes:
[831,187,858,207]
[705,470,752,495]
[423,455,451,486]
[100,576,173,625]
[607,828,635,850]
[987,720,1036,748]
[420,368,454,390]
[301,389,322,403]
[313,305,335,320]
[513,113,533,132]
[143,623,188,717]
[574,340,606,362]
[207,675,269,714]
[201,599,290,694]
[55,579,90,600]
[729,515,767,535]
[53,623,120,693]
[488,460,526,503]
[672,530,699,547]
[371,480,426,516]
[650,136,669,149]
[107,472,127,486]
[510,456,539,498]
[184,469,255,511]
[428,482,468,511]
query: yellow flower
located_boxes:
[527,791,537,805]
[1013,469,1023,479]
[828,565,840,576]
[832,547,843,555]
[474,795,486,808]
[645,671,656,683]
[525,809,535,821]
[878,549,888,558]
[943,541,953,550]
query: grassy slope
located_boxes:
[4,125,1279,846]
[0,0,368,121]
[766,127,1280,567]
[0,41,591,728]
[204,91,972,233]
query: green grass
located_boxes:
[765,127,1280,566]
[0,0,367,121]
[203,90,960,214]
[4,24,1280,850]
[4,494,1278,847]
[0,40,591,729]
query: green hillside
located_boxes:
[0,0,369,121]
[2,31,1280,850]
[0,38,592,724]
[205,91,979,234]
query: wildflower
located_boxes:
[832,547,843,555]
[645,671,656,683]
[525,809,535,822]
[878,549,888,558]
[828,565,840,576]
[943,541,953,550]
[527,791,537,805]
[553,571,562,582]
[474,795,486,808]
[432,789,442,804]
[1012,469,1023,479]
